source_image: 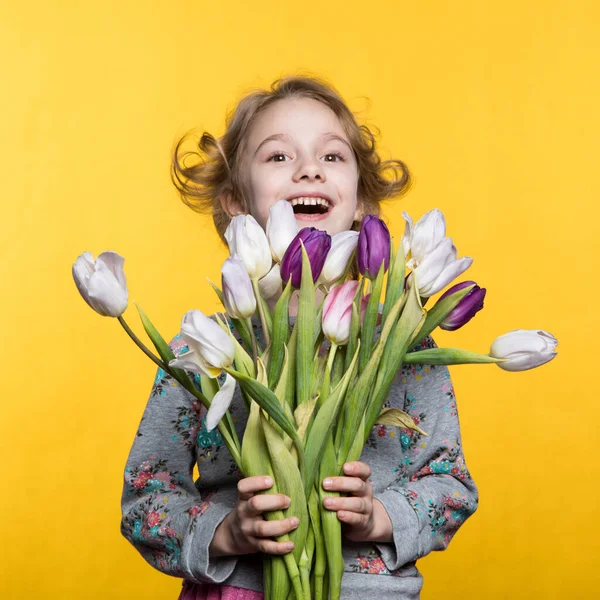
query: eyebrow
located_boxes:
[253,132,352,156]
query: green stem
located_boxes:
[118,316,242,467]
[326,343,338,375]
[118,316,167,371]
[246,316,258,366]
[252,278,271,345]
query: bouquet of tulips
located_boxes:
[73,203,557,600]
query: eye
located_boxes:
[322,152,345,162]
[266,152,289,162]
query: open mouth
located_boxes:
[288,196,331,216]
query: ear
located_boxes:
[353,198,365,223]
[219,191,246,218]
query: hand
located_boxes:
[321,461,393,543]
[209,475,299,557]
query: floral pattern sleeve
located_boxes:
[120,336,240,584]
[373,335,479,570]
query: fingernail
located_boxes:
[264,477,273,487]
[290,517,299,527]
[323,498,333,508]
[344,463,353,474]
[323,478,332,488]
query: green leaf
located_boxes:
[135,304,188,382]
[359,263,385,371]
[225,366,304,477]
[344,280,364,372]
[296,244,315,406]
[262,414,309,564]
[363,276,426,439]
[376,407,429,436]
[408,283,476,351]
[381,237,406,327]
[304,343,360,493]
[268,280,293,388]
[337,290,411,466]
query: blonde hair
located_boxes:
[171,74,412,242]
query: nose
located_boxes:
[293,155,325,182]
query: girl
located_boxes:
[121,75,478,600]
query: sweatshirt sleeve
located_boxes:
[374,335,479,570]
[120,335,239,583]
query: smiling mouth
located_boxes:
[288,197,331,216]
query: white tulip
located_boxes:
[490,329,558,372]
[403,209,447,269]
[205,374,236,431]
[317,230,359,286]
[224,215,272,280]
[169,310,235,378]
[412,237,473,297]
[72,251,128,317]
[258,263,282,299]
[266,199,299,262]
[222,257,256,319]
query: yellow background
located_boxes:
[2,1,598,597]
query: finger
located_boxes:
[252,516,299,538]
[322,476,367,495]
[245,493,291,516]
[337,509,367,526]
[343,461,371,481]
[255,538,295,555]
[322,495,366,514]
[237,476,273,500]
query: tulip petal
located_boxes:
[266,200,299,262]
[205,374,237,431]
[410,209,447,264]
[72,252,96,309]
[168,350,214,376]
[318,230,359,285]
[179,310,235,374]
[259,263,282,299]
[222,257,256,319]
[402,212,413,259]
[97,251,127,290]
[490,329,558,371]
[87,258,129,316]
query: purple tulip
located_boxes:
[438,281,486,331]
[357,215,391,279]
[280,227,332,288]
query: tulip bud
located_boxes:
[72,251,128,317]
[258,263,282,299]
[438,281,486,331]
[317,230,359,286]
[224,215,272,280]
[280,227,332,288]
[168,310,235,377]
[266,200,299,263]
[402,209,446,269]
[322,281,359,345]
[205,374,237,431]
[221,257,256,319]
[412,237,473,297]
[357,215,391,279]
[490,329,558,372]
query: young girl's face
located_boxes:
[237,97,361,236]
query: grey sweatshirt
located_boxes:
[120,325,478,599]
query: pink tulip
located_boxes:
[322,281,359,345]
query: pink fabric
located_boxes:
[179,582,263,600]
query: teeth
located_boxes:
[288,196,331,207]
